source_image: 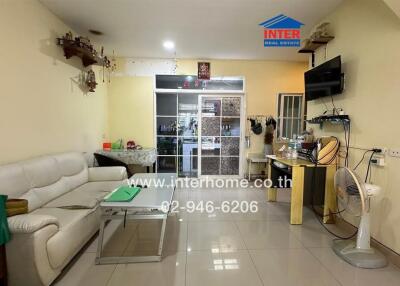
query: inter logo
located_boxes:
[259,14,304,47]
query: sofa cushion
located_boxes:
[43,181,123,209]
[22,156,61,188]
[20,178,70,212]
[54,152,89,190]
[32,208,100,269]
[88,167,128,182]
[0,163,30,197]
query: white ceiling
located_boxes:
[40,0,343,61]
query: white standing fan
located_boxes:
[332,167,387,268]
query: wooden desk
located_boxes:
[266,156,336,225]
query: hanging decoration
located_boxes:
[57,31,116,91]
[85,69,97,92]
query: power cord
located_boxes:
[353,148,380,182]
[353,149,374,170]
[365,151,377,183]
[309,137,359,240]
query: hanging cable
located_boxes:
[309,139,359,240]
[365,151,376,183]
[353,149,374,170]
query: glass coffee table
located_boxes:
[95,173,176,264]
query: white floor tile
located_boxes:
[186,250,263,286]
[236,221,304,249]
[187,221,246,252]
[53,252,116,286]
[289,216,334,248]
[250,248,341,286]
[107,252,186,286]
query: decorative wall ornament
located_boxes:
[198,62,210,80]
[57,31,116,91]
[85,69,97,92]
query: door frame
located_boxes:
[153,79,246,178]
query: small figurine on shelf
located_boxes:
[65,31,73,41]
[85,69,97,92]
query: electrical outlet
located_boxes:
[389,149,400,158]
[373,147,387,154]
[371,156,385,166]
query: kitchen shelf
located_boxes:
[305,115,350,129]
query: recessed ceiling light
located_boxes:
[163,40,175,50]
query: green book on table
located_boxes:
[104,186,141,202]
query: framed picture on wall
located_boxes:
[198,62,210,80]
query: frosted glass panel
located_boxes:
[221,157,239,175]
[222,97,240,116]
[201,157,220,175]
[221,137,240,156]
[201,117,220,136]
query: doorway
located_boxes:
[154,75,245,178]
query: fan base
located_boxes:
[332,240,387,269]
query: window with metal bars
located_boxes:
[276,93,304,139]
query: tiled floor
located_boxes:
[53,187,400,286]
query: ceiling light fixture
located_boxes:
[89,29,104,36]
[163,40,175,50]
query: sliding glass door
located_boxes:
[156,93,199,177]
[199,95,242,176]
[155,75,245,178]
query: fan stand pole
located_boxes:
[356,213,371,250]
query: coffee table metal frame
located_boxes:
[95,173,176,264]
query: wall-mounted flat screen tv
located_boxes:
[305,56,343,101]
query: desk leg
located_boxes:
[157,217,167,256]
[95,219,106,264]
[248,160,251,181]
[266,162,277,202]
[323,165,337,224]
[290,166,305,225]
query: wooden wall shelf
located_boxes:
[298,36,335,53]
[57,38,110,68]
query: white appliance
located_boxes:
[332,167,387,268]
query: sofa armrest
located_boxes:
[8,214,59,234]
[88,167,128,182]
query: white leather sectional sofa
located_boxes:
[0,152,127,286]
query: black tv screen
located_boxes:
[305,56,343,101]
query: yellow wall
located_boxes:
[108,76,154,147]
[0,0,109,164]
[307,0,400,253]
[109,59,307,159]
